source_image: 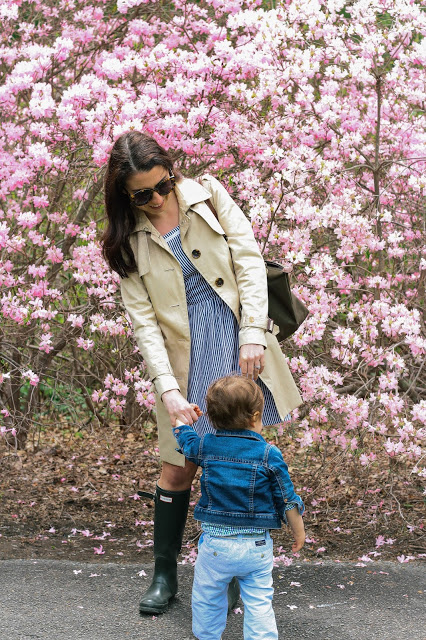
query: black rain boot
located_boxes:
[139,485,190,615]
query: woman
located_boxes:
[102,132,302,615]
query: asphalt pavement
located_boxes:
[0,559,424,640]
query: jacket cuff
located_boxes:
[153,374,181,398]
[172,424,195,436]
[240,314,269,331]
[239,327,267,349]
[172,424,196,454]
[282,497,305,524]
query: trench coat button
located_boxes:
[215,277,224,287]
[192,249,201,259]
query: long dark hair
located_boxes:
[102,131,178,278]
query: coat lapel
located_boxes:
[131,177,226,240]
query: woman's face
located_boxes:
[125,166,175,218]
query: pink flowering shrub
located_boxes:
[0,0,424,495]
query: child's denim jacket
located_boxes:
[173,425,304,529]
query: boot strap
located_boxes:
[137,490,156,500]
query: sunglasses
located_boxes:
[127,172,176,207]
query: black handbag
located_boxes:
[198,179,309,341]
[264,260,309,341]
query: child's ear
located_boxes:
[250,411,260,426]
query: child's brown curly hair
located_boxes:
[206,374,264,431]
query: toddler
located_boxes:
[173,374,305,640]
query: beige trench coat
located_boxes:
[120,175,302,466]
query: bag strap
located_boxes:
[196,176,274,335]
[196,176,218,219]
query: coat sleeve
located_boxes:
[267,445,305,524]
[204,175,269,348]
[120,269,180,397]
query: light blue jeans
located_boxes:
[192,531,278,640]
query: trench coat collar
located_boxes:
[131,177,212,234]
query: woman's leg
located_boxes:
[139,459,198,615]
[159,458,198,490]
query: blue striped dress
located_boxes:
[163,226,286,436]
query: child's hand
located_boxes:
[175,405,203,428]
[291,532,306,553]
[190,404,203,418]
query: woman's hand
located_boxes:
[239,343,265,380]
[161,389,201,426]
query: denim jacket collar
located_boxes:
[213,429,266,442]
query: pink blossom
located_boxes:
[76,337,94,350]
[109,397,126,414]
[17,211,42,229]
[65,223,80,236]
[22,370,39,386]
[46,247,64,264]
[92,389,109,403]
[360,453,376,466]
[67,314,84,328]
[397,555,415,563]
[273,554,293,567]
[93,545,105,555]
[111,381,129,396]
[27,142,53,168]
[39,332,53,353]
[116,0,150,15]
[28,264,48,278]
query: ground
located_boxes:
[0,421,424,564]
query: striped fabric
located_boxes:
[201,502,299,537]
[201,523,267,537]
[164,226,287,436]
